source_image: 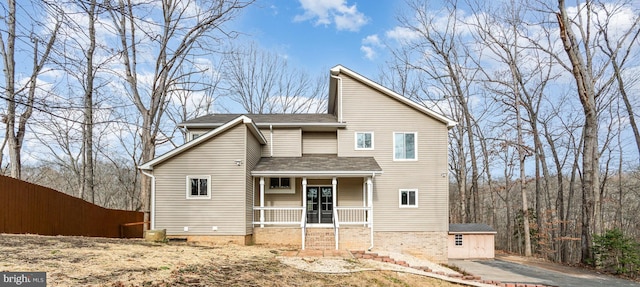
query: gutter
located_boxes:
[140,169,156,230]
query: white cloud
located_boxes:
[294,0,369,32]
[360,34,382,60]
[385,26,420,43]
[360,45,375,60]
[362,34,382,47]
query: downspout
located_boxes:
[140,169,156,230]
[368,173,375,251]
[330,74,343,123]
[269,124,273,157]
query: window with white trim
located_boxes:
[455,234,463,246]
[186,175,211,199]
[355,132,374,150]
[399,189,418,207]
[394,132,417,160]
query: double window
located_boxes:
[186,175,211,199]
[269,177,291,189]
[399,189,418,207]
[355,132,374,150]
[394,132,417,160]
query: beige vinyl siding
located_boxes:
[302,132,337,154]
[245,130,263,234]
[336,73,449,232]
[336,178,364,206]
[259,128,302,157]
[154,125,249,236]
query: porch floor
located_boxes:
[280,249,353,258]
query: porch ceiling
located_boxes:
[251,155,382,177]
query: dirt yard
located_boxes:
[0,234,463,287]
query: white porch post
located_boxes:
[302,177,307,226]
[260,177,265,228]
[302,177,307,250]
[332,177,337,209]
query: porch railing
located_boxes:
[252,207,304,225]
[335,206,370,225]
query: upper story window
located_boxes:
[399,189,418,208]
[186,175,211,199]
[269,177,291,189]
[394,132,417,160]
[355,132,374,150]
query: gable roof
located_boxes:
[180,114,344,129]
[252,155,382,177]
[328,65,457,128]
[449,223,497,234]
[139,115,266,170]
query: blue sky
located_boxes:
[231,0,406,79]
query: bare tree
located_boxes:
[108,0,253,220]
[222,43,327,114]
[555,0,638,264]
[0,0,61,179]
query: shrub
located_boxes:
[593,228,640,278]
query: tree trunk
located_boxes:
[556,0,600,264]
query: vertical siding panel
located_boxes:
[0,175,143,238]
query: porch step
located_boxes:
[305,228,335,250]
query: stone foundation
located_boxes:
[168,235,252,245]
[253,227,302,247]
[372,231,448,263]
[338,227,371,250]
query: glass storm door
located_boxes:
[306,186,333,224]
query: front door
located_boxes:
[306,186,333,224]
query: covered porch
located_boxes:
[251,155,382,250]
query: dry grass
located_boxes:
[0,234,464,287]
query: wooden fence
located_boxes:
[0,175,144,238]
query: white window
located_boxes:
[399,189,418,207]
[394,132,417,160]
[455,234,463,246]
[186,175,211,199]
[355,132,374,150]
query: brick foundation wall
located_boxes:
[373,231,448,263]
[253,227,302,246]
[168,235,252,245]
[338,227,370,250]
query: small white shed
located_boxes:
[448,223,496,259]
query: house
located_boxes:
[448,223,497,259]
[139,65,456,263]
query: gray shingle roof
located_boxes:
[252,155,382,175]
[181,114,338,126]
[449,223,496,234]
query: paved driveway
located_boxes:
[450,258,640,287]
